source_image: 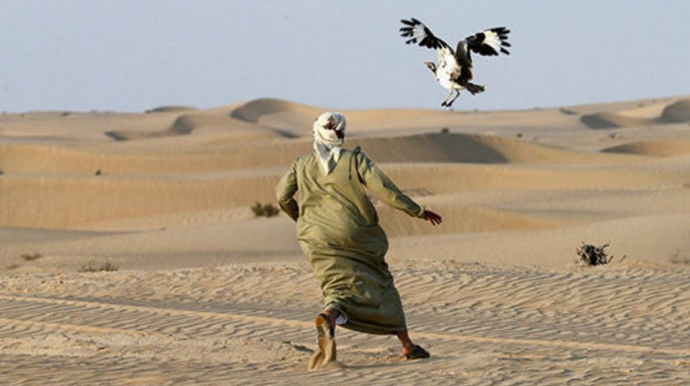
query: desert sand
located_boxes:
[1,95,690,385]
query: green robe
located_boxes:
[276,148,425,334]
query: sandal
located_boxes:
[405,344,430,360]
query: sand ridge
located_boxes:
[580,98,690,129]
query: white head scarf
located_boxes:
[313,112,346,174]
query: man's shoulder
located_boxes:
[290,153,317,171]
[292,148,370,166]
[294,152,315,163]
[342,146,366,158]
[344,146,372,164]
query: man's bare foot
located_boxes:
[308,313,337,371]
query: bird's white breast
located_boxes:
[437,48,458,72]
[435,48,463,90]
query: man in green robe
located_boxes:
[276,112,442,370]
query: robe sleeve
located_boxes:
[276,161,300,221]
[356,152,425,218]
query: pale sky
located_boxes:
[1,0,689,112]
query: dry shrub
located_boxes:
[577,243,620,266]
[251,202,280,218]
[21,252,43,261]
[79,260,118,273]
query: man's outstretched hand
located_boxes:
[423,210,443,226]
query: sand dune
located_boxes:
[660,99,690,123]
[603,139,690,157]
[1,148,675,229]
[351,133,643,165]
[2,96,690,385]
[580,112,651,129]
[106,113,282,143]
[0,130,644,178]
[230,98,323,137]
[580,98,690,129]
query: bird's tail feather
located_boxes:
[464,82,485,95]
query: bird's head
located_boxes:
[424,61,437,73]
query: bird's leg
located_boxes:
[446,90,461,108]
[440,89,454,108]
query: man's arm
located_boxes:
[275,162,300,221]
[356,152,441,225]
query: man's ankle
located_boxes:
[323,309,338,326]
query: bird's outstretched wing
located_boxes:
[464,27,511,57]
[399,18,452,51]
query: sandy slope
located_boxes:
[1,96,690,385]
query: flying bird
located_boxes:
[400,18,511,108]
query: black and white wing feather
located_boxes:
[464,27,511,57]
[400,18,460,79]
[399,18,452,51]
